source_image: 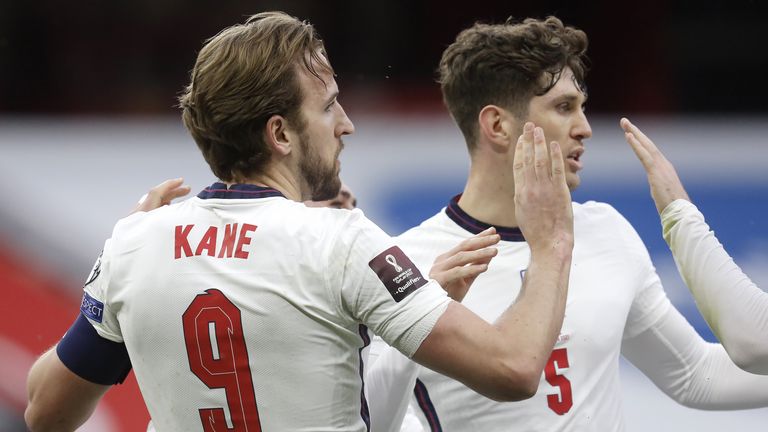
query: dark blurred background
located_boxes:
[1,0,767,116]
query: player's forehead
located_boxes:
[296,54,338,104]
[537,67,586,104]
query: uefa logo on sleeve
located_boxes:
[80,292,105,323]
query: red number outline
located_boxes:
[182,289,262,431]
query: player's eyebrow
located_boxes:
[551,93,587,105]
[323,91,339,107]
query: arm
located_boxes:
[661,200,768,373]
[622,301,768,409]
[367,230,498,432]
[622,117,768,373]
[25,348,110,431]
[25,178,189,430]
[26,313,133,431]
[412,123,573,401]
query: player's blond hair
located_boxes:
[439,16,588,150]
[179,11,331,182]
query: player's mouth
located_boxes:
[566,147,584,171]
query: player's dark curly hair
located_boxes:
[439,16,589,149]
[179,11,331,182]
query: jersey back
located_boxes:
[83,184,450,432]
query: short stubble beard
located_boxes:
[297,129,342,201]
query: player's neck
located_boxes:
[458,167,519,228]
[235,164,304,202]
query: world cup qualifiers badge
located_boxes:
[369,246,428,302]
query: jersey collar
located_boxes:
[445,194,525,242]
[197,182,286,200]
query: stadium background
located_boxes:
[1,1,767,430]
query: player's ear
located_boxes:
[265,114,297,157]
[478,105,516,153]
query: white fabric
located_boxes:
[622,303,768,409]
[83,194,451,432]
[389,201,768,432]
[366,340,422,432]
[661,199,768,374]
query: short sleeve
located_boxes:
[80,238,123,343]
[329,212,451,357]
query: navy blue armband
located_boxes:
[57,314,132,385]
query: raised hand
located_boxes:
[428,227,500,301]
[621,118,690,214]
[132,178,192,214]
[512,122,574,254]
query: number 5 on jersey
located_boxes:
[545,348,573,415]
[183,289,262,431]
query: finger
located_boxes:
[619,117,632,132]
[162,185,192,205]
[624,131,654,168]
[455,232,500,252]
[623,118,666,159]
[533,126,549,180]
[549,141,566,184]
[447,263,491,282]
[513,122,535,187]
[430,248,492,277]
[436,247,498,270]
[620,117,653,145]
[436,229,498,260]
[134,178,188,213]
[148,178,188,204]
[151,178,185,196]
[621,118,665,167]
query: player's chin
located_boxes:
[565,174,580,191]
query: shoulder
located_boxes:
[572,200,648,255]
[395,209,467,265]
[297,206,394,257]
[299,205,378,235]
[573,200,624,221]
[398,209,451,241]
[111,200,189,239]
[573,200,635,232]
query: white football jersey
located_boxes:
[82,183,451,432]
[399,196,669,432]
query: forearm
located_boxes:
[26,347,108,431]
[623,306,768,409]
[495,245,572,375]
[662,199,768,373]
[683,343,768,409]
